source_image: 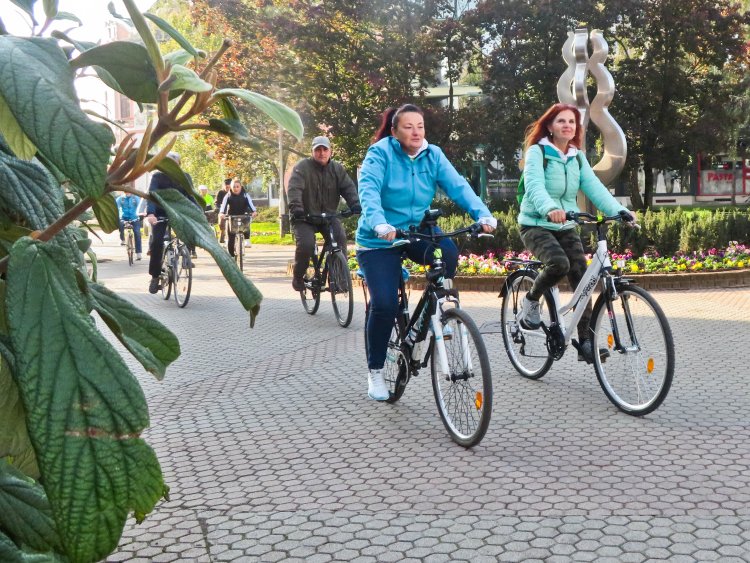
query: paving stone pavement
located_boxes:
[92,232,750,562]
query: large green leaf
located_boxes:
[151,190,262,322]
[8,1,36,24]
[163,49,194,67]
[154,156,193,194]
[143,13,204,59]
[0,461,60,553]
[0,94,35,160]
[0,37,113,197]
[159,63,212,94]
[70,41,158,104]
[42,0,57,20]
[214,88,304,141]
[0,531,66,563]
[88,283,180,380]
[92,193,119,234]
[0,137,65,229]
[0,356,39,480]
[6,238,166,562]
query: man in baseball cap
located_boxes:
[286,136,361,291]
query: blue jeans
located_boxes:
[119,218,142,253]
[357,233,457,370]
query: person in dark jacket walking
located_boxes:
[145,152,199,294]
[287,136,360,291]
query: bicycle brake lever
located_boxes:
[391,239,410,247]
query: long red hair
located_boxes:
[522,103,583,167]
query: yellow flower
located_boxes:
[677,264,687,271]
[630,264,640,273]
[738,261,745,268]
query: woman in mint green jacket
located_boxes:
[517,103,634,364]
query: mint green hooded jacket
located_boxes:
[518,144,627,231]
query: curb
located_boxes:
[288,259,750,292]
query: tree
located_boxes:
[466,0,750,208]
[0,0,302,561]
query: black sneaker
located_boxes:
[292,277,305,292]
[577,339,610,364]
[148,277,160,294]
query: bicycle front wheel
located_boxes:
[300,256,320,314]
[329,252,353,327]
[431,308,492,448]
[160,246,172,300]
[591,284,674,416]
[235,234,244,272]
[173,245,193,308]
[126,231,134,266]
[500,271,554,379]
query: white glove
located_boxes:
[374,224,396,239]
[478,216,497,229]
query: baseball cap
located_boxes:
[198,185,208,192]
[312,136,331,150]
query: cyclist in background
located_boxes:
[218,178,257,258]
[287,136,361,292]
[517,103,635,363]
[145,152,199,294]
[356,104,496,401]
[116,190,142,260]
[215,178,231,243]
[199,185,214,210]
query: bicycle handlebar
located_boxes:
[565,210,639,228]
[394,222,491,243]
[303,210,358,220]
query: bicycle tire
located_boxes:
[173,245,192,308]
[126,230,134,266]
[591,283,674,416]
[384,314,409,403]
[235,233,244,272]
[431,308,492,448]
[300,255,321,314]
[329,252,353,327]
[160,245,172,300]
[500,271,554,379]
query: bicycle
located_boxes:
[299,211,355,328]
[226,214,252,272]
[499,211,675,416]
[156,219,193,308]
[360,209,494,447]
[123,220,136,266]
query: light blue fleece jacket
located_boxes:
[519,143,627,231]
[356,136,492,248]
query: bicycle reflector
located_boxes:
[647,358,655,374]
[607,334,614,348]
[474,392,483,410]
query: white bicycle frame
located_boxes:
[516,237,615,346]
[425,294,473,377]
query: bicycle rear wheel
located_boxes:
[329,252,353,327]
[126,230,134,266]
[160,246,172,300]
[500,271,554,379]
[591,284,674,416]
[173,245,192,308]
[384,315,409,403]
[431,308,492,448]
[300,256,320,314]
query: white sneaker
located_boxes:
[519,295,542,330]
[244,240,251,248]
[367,369,389,401]
[136,253,142,260]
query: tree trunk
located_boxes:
[628,166,644,210]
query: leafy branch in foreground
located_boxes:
[0,0,303,561]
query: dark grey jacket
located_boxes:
[287,158,358,218]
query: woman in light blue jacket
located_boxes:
[356,104,496,401]
[517,103,635,363]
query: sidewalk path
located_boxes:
[92,231,750,562]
